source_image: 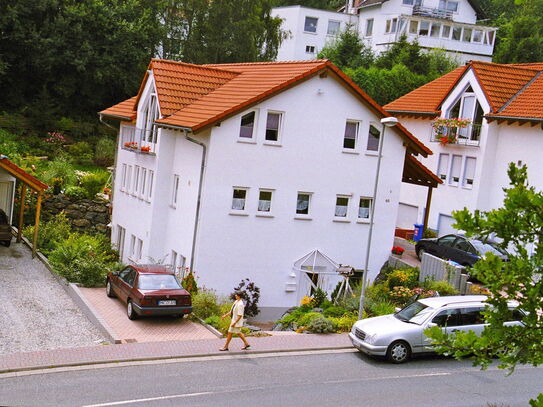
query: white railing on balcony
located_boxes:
[430,123,481,146]
[412,6,453,20]
[120,126,158,155]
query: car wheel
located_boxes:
[417,248,426,261]
[386,341,411,363]
[106,280,116,298]
[4,240,11,247]
[127,300,138,320]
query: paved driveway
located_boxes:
[0,243,105,355]
[79,288,216,343]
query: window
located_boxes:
[171,174,180,207]
[462,27,472,42]
[463,157,476,187]
[460,307,485,325]
[327,20,340,35]
[343,121,359,150]
[142,94,159,144]
[239,112,256,139]
[232,188,247,211]
[486,31,495,46]
[265,112,282,142]
[432,309,461,327]
[147,170,154,200]
[367,125,380,151]
[452,26,462,41]
[296,193,311,215]
[437,153,449,181]
[126,165,133,193]
[441,25,451,38]
[437,234,457,247]
[358,197,372,219]
[136,238,143,261]
[121,164,127,191]
[365,19,374,36]
[430,23,441,37]
[335,196,349,217]
[418,21,430,36]
[140,168,147,197]
[409,20,418,34]
[385,18,398,33]
[472,29,483,43]
[450,155,462,186]
[129,234,136,258]
[258,190,273,212]
[304,16,318,33]
[133,166,140,195]
[116,225,126,259]
[439,0,458,12]
[305,45,316,54]
[403,0,422,4]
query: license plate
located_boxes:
[158,300,176,306]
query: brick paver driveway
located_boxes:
[79,288,216,343]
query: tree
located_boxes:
[318,26,374,70]
[427,163,543,406]
[493,14,543,63]
[272,0,344,10]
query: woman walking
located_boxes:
[219,291,251,351]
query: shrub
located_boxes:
[323,305,348,318]
[297,312,323,328]
[68,142,93,164]
[311,287,327,308]
[80,172,109,199]
[191,289,220,320]
[366,299,397,317]
[94,137,116,167]
[64,186,87,199]
[47,233,120,287]
[387,268,419,290]
[23,212,71,255]
[231,278,260,317]
[336,295,359,313]
[307,314,336,333]
[423,229,437,239]
[182,271,198,295]
[329,312,359,332]
[424,280,459,296]
[41,158,77,191]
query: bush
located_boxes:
[297,312,323,328]
[423,229,437,239]
[47,232,120,287]
[423,280,459,296]
[311,287,327,308]
[64,186,87,199]
[182,271,198,295]
[68,142,93,164]
[323,305,348,318]
[329,312,359,332]
[191,289,219,319]
[307,314,336,333]
[231,278,260,317]
[42,159,77,192]
[94,137,116,167]
[366,299,397,317]
[80,172,109,199]
[23,212,71,255]
[387,268,419,290]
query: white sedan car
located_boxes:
[349,295,524,363]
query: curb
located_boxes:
[0,345,354,375]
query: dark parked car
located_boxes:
[106,265,192,320]
[0,209,12,247]
[415,234,508,267]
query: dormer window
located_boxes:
[439,0,458,12]
[447,86,483,142]
[142,94,159,144]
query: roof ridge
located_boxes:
[497,71,542,114]
[150,58,241,76]
[204,59,329,67]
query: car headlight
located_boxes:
[365,333,377,345]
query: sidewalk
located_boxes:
[0,333,352,374]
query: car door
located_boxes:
[458,307,486,335]
[422,307,462,351]
[112,267,131,299]
[450,237,479,266]
[118,269,136,303]
[434,235,457,260]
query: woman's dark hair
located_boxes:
[234,290,243,298]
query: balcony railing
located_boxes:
[412,6,453,20]
[430,123,481,146]
[120,126,158,155]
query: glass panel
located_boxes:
[138,274,181,290]
[258,191,272,212]
[438,235,456,246]
[367,125,380,151]
[442,25,451,38]
[446,1,458,11]
[463,157,476,186]
[335,197,349,217]
[472,29,483,43]
[391,18,397,33]
[358,198,371,218]
[450,155,462,183]
[462,27,472,42]
[343,121,358,149]
[296,194,310,215]
[460,307,485,325]
[232,189,246,210]
[327,20,340,35]
[240,112,255,139]
[452,26,462,41]
[266,112,281,141]
[409,20,418,34]
[366,19,374,36]
[488,30,495,45]
[305,17,318,33]
[403,0,414,4]
[438,153,449,180]
[419,21,430,36]
[432,309,461,327]
[430,23,441,37]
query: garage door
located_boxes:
[437,214,458,236]
[396,203,418,229]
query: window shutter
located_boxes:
[463,157,476,186]
[437,153,449,180]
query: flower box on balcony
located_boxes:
[124,141,138,149]
[432,118,472,145]
[140,146,151,153]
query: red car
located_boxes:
[106,265,192,320]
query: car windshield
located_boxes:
[138,274,181,290]
[395,301,435,325]
[471,240,508,256]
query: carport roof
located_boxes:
[0,156,48,192]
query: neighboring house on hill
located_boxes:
[273,0,496,64]
[100,59,438,319]
[385,61,543,241]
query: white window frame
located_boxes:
[133,166,140,196]
[343,120,360,152]
[140,168,147,199]
[116,225,126,259]
[126,165,133,194]
[439,0,458,12]
[437,153,450,181]
[120,164,127,192]
[257,189,274,216]
[305,45,316,54]
[304,16,318,33]
[295,192,312,220]
[357,197,373,223]
[238,111,257,142]
[171,174,180,208]
[129,234,136,259]
[171,250,178,273]
[142,93,160,146]
[385,18,398,34]
[334,195,350,220]
[366,123,381,152]
[231,187,249,215]
[147,170,154,201]
[136,238,143,261]
[449,154,462,186]
[327,20,340,36]
[462,156,476,188]
[264,111,283,144]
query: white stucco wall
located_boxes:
[0,170,16,223]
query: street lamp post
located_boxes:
[358,116,399,319]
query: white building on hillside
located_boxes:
[100,59,437,319]
[385,61,543,238]
[273,0,496,64]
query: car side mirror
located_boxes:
[427,322,437,328]
[395,307,401,313]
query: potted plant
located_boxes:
[432,118,471,145]
[124,141,138,149]
[140,145,151,153]
[391,246,405,257]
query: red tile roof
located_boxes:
[385,61,543,123]
[101,59,432,157]
[0,157,48,191]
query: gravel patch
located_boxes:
[0,243,106,355]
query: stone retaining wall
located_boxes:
[42,194,110,235]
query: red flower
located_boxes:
[391,246,405,255]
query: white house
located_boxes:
[100,59,437,319]
[385,61,543,238]
[273,0,496,64]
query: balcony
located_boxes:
[120,126,157,155]
[412,6,453,20]
[430,120,481,146]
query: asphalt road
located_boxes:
[1,350,542,407]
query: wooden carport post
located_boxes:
[32,192,43,258]
[17,183,27,243]
[423,186,433,232]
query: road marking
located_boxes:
[83,392,213,407]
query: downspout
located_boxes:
[184,132,207,272]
